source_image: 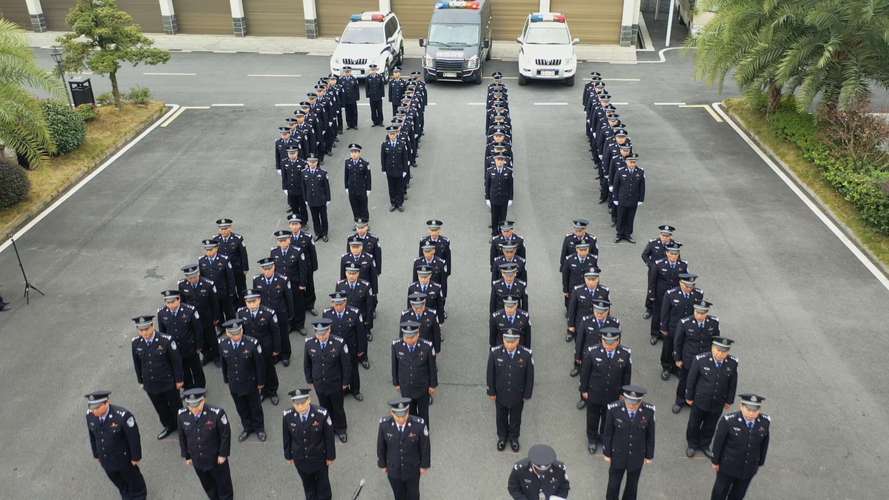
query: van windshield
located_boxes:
[525,26,570,44]
[341,26,385,44]
[428,23,479,46]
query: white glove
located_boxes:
[366,191,371,197]
[507,200,513,207]
[608,186,613,192]
[637,201,643,206]
[613,200,618,206]
[283,189,288,195]
[345,189,349,194]
[402,172,407,178]
[486,200,491,208]
[326,201,331,206]
[276,169,282,176]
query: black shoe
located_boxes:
[353,392,364,401]
[389,205,396,212]
[497,439,506,451]
[569,366,580,377]
[510,439,520,452]
[642,311,652,319]
[404,194,409,200]
[686,447,696,458]
[661,370,671,381]
[281,359,290,367]
[322,235,329,242]
[614,237,622,243]
[257,431,267,442]
[649,336,659,345]
[598,198,607,204]
[313,234,323,242]
[0,302,9,311]
[672,403,682,414]
[361,359,370,369]
[397,206,405,212]
[576,399,587,410]
[156,428,174,440]
[610,221,616,228]
[588,441,598,454]
[367,333,374,342]
[238,430,251,442]
[337,432,348,443]
[626,237,636,244]
[703,448,715,459]
[271,395,280,406]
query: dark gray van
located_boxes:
[419,0,493,84]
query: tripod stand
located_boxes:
[9,236,44,304]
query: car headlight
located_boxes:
[466,55,479,69]
[424,54,434,68]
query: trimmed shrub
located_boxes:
[76,103,97,122]
[126,86,151,105]
[0,161,31,209]
[41,100,86,155]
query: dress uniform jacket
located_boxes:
[340,252,378,292]
[417,236,451,276]
[132,334,183,393]
[711,412,770,478]
[489,309,532,348]
[490,234,526,267]
[291,230,318,272]
[579,346,632,405]
[270,245,308,288]
[344,158,372,192]
[561,254,600,294]
[574,316,620,362]
[646,259,688,311]
[178,278,221,330]
[560,233,598,268]
[489,279,528,313]
[177,405,231,471]
[340,76,360,103]
[612,166,646,207]
[283,405,336,470]
[641,238,674,267]
[212,234,249,278]
[323,307,368,357]
[219,335,265,395]
[411,256,448,295]
[157,304,203,357]
[236,306,281,354]
[673,316,721,367]
[391,339,438,400]
[603,401,656,471]
[347,232,382,274]
[252,274,293,324]
[335,279,374,325]
[388,79,406,106]
[406,281,444,323]
[301,168,331,207]
[399,308,441,354]
[492,256,527,283]
[366,73,386,99]
[293,122,315,157]
[567,284,611,330]
[87,405,142,470]
[199,255,236,306]
[507,458,570,499]
[686,353,738,411]
[381,138,409,179]
[275,137,296,170]
[377,415,430,479]
[281,158,307,192]
[484,166,514,204]
[659,287,704,334]
[486,346,534,408]
[304,336,351,394]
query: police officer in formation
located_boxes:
[490,220,525,268]
[270,228,309,338]
[302,156,331,242]
[566,266,610,343]
[377,397,431,500]
[157,290,205,390]
[85,390,147,500]
[322,291,368,400]
[218,319,265,443]
[178,264,222,366]
[492,242,527,283]
[684,336,738,458]
[388,67,406,115]
[400,292,442,354]
[673,299,720,413]
[199,239,236,320]
[603,385,655,500]
[412,243,448,304]
[507,444,570,499]
[485,154,514,236]
[283,388,336,500]
[572,299,620,382]
[366,63,386,126]
[131,314,183,440]
[275,126,295,172]
[391,321,438,426]
[490,263,528,314]
[341,239,379,294]
[336,263,375,338]
[303,318,351,443]
[339,66,360,129]
[710,394,770,500]
[407,265,445,324]
[280,146,309,223]
[641,224,678,319]
[489,294,531,348]
[288,213,319,316]
[344,143,372,222]
[611,152,645,243]
[579,328,632,454]
[658,272,702,382]
[381,125,409,212]
[487,330,534,452]
[253,257,293,356]
[236,290,281,407]
[418,219,451,277]
[212,219,249,301]
[177,388,233,500]
[646,243,688,345]
[560,218,597,268]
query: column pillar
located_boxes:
[303,0,318,38]
[379,0,391,13]
[619,0,641,47]
[230,0,247,36]
[25,0,46,32]
[159,0,178,34]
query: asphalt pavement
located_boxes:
[2,50,889,499]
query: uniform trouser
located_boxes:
[305,270,317,310]
[659,334,677,373]
[231,272,246,302]
[406,393,430,427]
[296,463,332,500]
[391,102,399,115]
[616,205,638,238]
[348,192,369,221]
[606,466,642,500]
[495,400,523,440]
[317,390,347,432]
[346,353,361,394]
[276,313,292,361]
[200,319,219,361]
[231,389,264,432]
[287,192,309,223]
[388,475,421,500]
[344,102,358,128]
[490,204,508,236]
[599,174,610,201]
[687,405,723,450]
[258,344,279,395]
[194,461,234,500]
[291,287,307,330]
[147,388,182,430]
[711,472,754,500]
[220,295,236,321]
[309,205,329,237]
[586,402,607,442]
[183,352,206,390]
[370,99,384,125]
[649,305,662,337]
[336,108,344,133]
[675,367,691,404]
[387,176,405,207]
[103,463,147,500]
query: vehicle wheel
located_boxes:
[424,73,434,83]
[472,71,483,84]
[485,41,492,61]
[518,74,528,86]
[397,44,404,66]
[564,75,575,87]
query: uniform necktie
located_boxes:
[698,321,704,328]
[508,351,514,359]
[747,421,753,430]
[508,316,514,324]
[338,313,343,320]
[608,351,614,360]
[233,342,239,350]
[628,411,636,419]
[301,414,307,424]
[252,311,257,319]
[409,345,414,353]
[320,342,327,350]
[715,361,722,369]
[398,425,405,433]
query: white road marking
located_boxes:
[482,76,519,80]
[247,74,301,78]
[258,51,285,55]
[611,102,629,106]
[274,103,300,107]
[533,102,568,106]
[653,102,686,106]
[160,106,211,128]
[467,102,486,106]
[211,103,244,107]
[144,72,196,76]
[638,46,696,64]
[0,105,181,255]
[680,104,723,122]
[711,102,889,292]
[211,50,237,54]
[427,103,437,106]
[603,78,641,82]
[637,14,655,52]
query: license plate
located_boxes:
[443,72,458,78]
[541,70,556,76]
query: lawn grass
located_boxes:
[725,97,889,271]
[0,101,166,237]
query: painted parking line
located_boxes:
[247,74,301,78]
[482,76,519,80]
[160,106,211,128]
[274,103,300,107]
[468,102,486,106]
[603,78,640,82]
[653,102,686,106]
[638,46,697,64]
[357,103,370,106]
[144,72,196,76]
[712,102,889,291]
[211,50,237,54]
[680,104,723,122]
[533,102,568,106]
[211,103,245,107]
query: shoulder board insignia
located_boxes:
[178,408,187,414]
[336,279,346,284]
[622,346,631,353]
[422,340,432,346]
[131,336,139,342]
[762,414,771,422]
[644,403,655,410]
[711,316,720,322]
[332,335,343,341]
[210,407,220,414]
[283,409,293,416]
[305,337,312,343]
[317,407,328,415]
[177,279,186,285]
[380,417,386,423]
[392,339,400,344]
[161,334,172,340]
[696,352,709,359]
[323,308,333,313]
[573,284,584,290]
[490,346,498,352]
[607,401,620,409]
[518,280,527,285]
[249,337,258,344]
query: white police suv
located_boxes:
[516,12,579,86]
[330,11,404,79]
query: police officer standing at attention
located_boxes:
[236,290,281,406]
[388,67,406,115]
[85,390,147,500]
[485,155,514,236]
[340,66,360,129]
[579,328,632,454]
[418,220,451,278]
[684,337,738,458]
[560,219,597,269]
[603,385,655,500]
[647,243,687,345]
[157,290,205,390]
[611,153,645,243]
[641,224,677,319]
[218,319,266,442]
[673,299,720,413]
[489,295,531,348]
[344,144,372,222]
[366,64,386,126]
[407,266,445,324]
[572,300,620,381]
[378,397,431,500]
[659,273,702,382]
[177,388,233,500]
[323,291,368,400]
[212,219,249,303]
[178,264,222,366]
[302,157,331,242]
[487,330,534,452]
[490,221,525,269]
[400,292,442,354]
[131,315,183,440]
[382,125,409,212]
[283,388,336,500]
[253,257,294,363]
[275,126,296,172]
[392,321,438,426]
[336,263,375,338]
[490,263,529,314]
[710,394,770,500]
[281,147,309,223]
[304,318,351,443]
[507,444,570,500]
[288,215,319,316]
[271,228,309,337]
[199,239,237,321]
[566,267,610,343]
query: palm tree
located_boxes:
[0,18,60,167]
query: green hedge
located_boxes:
[0,162,31,209]
[41,100,86,155]
[766,102,889,234]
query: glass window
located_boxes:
[427,23,479,47]
[385,18,397,39]
[524,25,570,44]
[340,25,385,44]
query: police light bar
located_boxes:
[435,1,480,9]
[530,13,566,22]
[351,12,385,21]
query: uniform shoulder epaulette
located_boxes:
[379,416,387,423]
[218,337,226,344]
[413,416,425,424]
[723,412,736,421]
[210,407,220,414]
[761,414,771,422]
[517,279,527,286]
[711,315,719,322]
[332,335,344,342]
[305,337,312,343]
[524,347,532,354]
[643,402,655,411]
[131,336,139,342]
[156,306,164,313]
[183,303,195,310]
[340,253,349,257]
[233,234,243,240]
[422,339,432,346]
[322,307,333,313]
[336,279,346,284]
[177,279,186,285]
[317,407,328,415]
[427,307,438,313]
[648,238,657,244]
[492,280,498,285]
[491,346,499,352]
[621,345,631,353]
[392,339,400,345]
[283,409,293,416]
[587,345,595,352]
[729,355,739,363]
[348,306,359,312]
[573,284,584,290]
[178,408,187,414]
[360,279,370,285]
[696,352,709,359]
[601,285,610,291]
[607,401,620,409]
[248,337,258,344]
[679,317,692,325]
[237,306,248,312]
[612,317,621,325]
[270,246,278,252]
[402,309,411,315]
[205,278,215,284]
[554,461,566,470]
[160,334,172,341]
[697,287,704,294]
